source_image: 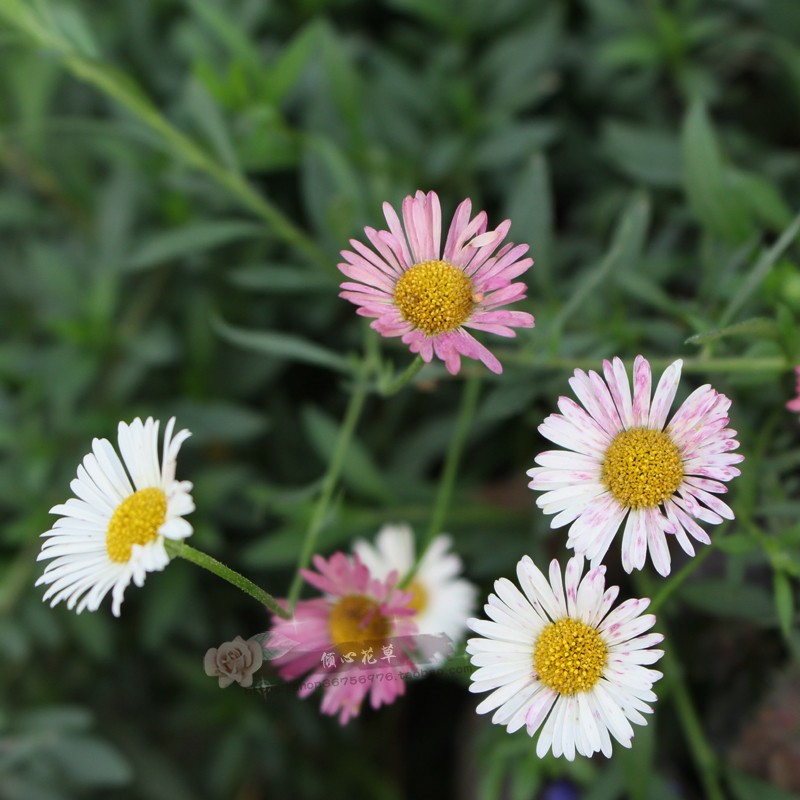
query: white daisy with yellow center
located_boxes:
[468,555,663,760]
[353,523,477,658]
[36,417,194,617]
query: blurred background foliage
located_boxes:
[1,0,800,798]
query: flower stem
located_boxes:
[635,573,724,800]
[648,544,713,614]
[379,355,425,396]
[165,540,290,619]
[400,374,481,587]
[662,642,725,800]
[495,354,789,374]
[286,363,370,610]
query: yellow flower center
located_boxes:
[533,618,608,696]
[106,487,167,563]
[601,427,684,509]
[394,260,475,335]
[329,595,390,652]
[406,580,428,614]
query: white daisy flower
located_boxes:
[527,356,744,576]
[467,554,663,760]
[36,417,194,617]
[353,523,477,655]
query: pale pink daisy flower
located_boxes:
[786,367,800,413]
[468,554,663,760]
[527,356,744,576]
[270,552,417,725]
[338,190,535,374]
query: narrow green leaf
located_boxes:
[678,579,776,626]
[126,221,264,271]
[554,192,650,335]
[167,401,268,445]
[602,121,682,187]
[301,136,364,241]
[213,316,352,374]
[776,303,800,360]
[184,0,263,79]
[729,169,793,230]
[504,152,553,292]
[184,80,238,172]
[685,317,779,345]
[773,570,794,641]
[302,406,391,503]
[227,264,337,294]
[681,101,753,243]
[42,2,99,58]
[48,736,132,787]
[728,769,800,800]
[719,208,800,326]
[322,24,366,147]
[617,717,654,800]
[714,533,758,556]
[262,20,323,106]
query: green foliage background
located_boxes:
[1,0,800,798]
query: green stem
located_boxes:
[635,573,724,800]
[495,354,789,374]
[662,643,725,800]
[165,540,290,619]
[379,355,425,396]
[648,544,713,615]
[286,365,370,610]
[0,5,330,272]
[401,374,481,587]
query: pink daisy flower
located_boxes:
[270,552,417,724]
[338,190,535,374]
[527,356,744,576]
[786,366,800,413]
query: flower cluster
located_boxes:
[33,191,752,763]
[268,525,476,723]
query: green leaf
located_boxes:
[42,2,99,58]
[714,533,758,556]
[678,579,776,626]
[126,221,264,271]
[616,717,655,800]
[227,264,337,294]
[681,101,754,243]
[685,317,779,345]
[728,769,800,800]
[185,0,263,81]
[167,401,268,445]
[554,192,650,336]
[262,20,323,106]
[729,169,793,231]
[719,208,800,326]
[322,24,366,147]
[598,34,661,68]
[602,121,682,187]
[302,406,391,503]
[213,316,352,374]
[18,706,91,733]
[184,79,238,172]
[48,736,132,787]
[773,570,794,641]
[301,136,364,242]
[505,152,553,292]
